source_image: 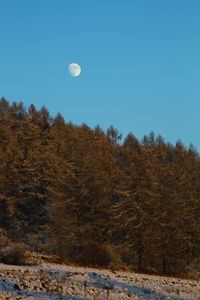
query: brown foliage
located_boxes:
[76,241,122,268]
[0,98,200,279]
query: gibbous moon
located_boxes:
[68,63,81,77]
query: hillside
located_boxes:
[0,262,199,299]
[1,99,200,279]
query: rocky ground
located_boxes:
[0,262,199,299]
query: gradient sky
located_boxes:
[0,0,200,151]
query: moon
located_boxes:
[68,63,81,77]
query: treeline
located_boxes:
[0,97,200,278]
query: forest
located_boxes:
[0,97,200,279]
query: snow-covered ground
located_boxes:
[0,262,199,299]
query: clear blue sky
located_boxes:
[0,0,200,151]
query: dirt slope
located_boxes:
[0,263,199,299]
